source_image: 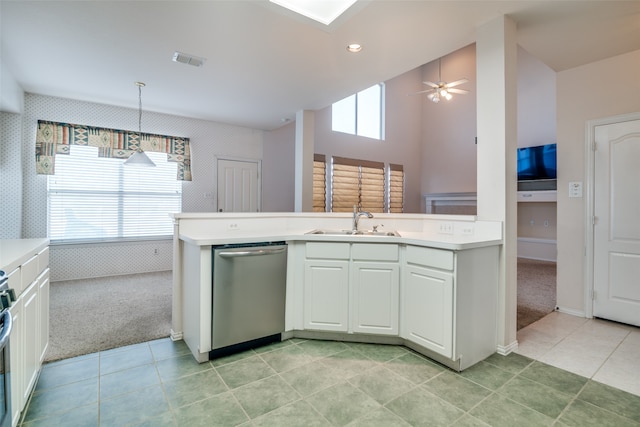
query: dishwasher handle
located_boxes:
[218,247,286,258]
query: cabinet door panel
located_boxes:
[22,282,39,401]
[403,265,453,357]
[304,260,349,331]
[352,263,399,334]
[9,299,24,427]
[39,269,50,362]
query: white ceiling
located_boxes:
[1,1,639,130]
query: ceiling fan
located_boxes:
[415,58,469,103]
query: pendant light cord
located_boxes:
[138,83,143,135]
[135,81,146,140]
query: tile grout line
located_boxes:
[588,327,632,384]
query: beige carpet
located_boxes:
[45,271,172,362]
[517,258,557,330]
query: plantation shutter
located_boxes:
[313,154,326,212]
[389,163,404,213]
[332,157,384,213]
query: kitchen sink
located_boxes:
[306,229,401,237]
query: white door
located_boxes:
[217,159,259,212]
[593,118,640,326]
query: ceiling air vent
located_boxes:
[172,51,206,67]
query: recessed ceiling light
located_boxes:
[270,0,357,26]
[346,43,362,53]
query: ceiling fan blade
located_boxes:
[411,88,437,95]
[422,81,439,88]
[448,88,469,95]
[446,78,469,88]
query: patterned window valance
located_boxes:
[35,120,191,181]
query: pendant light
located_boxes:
[124,82,155,167]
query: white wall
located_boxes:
[556,49,640,314]
[0,112,23,238]
[8,93,264,280]
[421,44,477,198]
[262,121,295,212]
[0,61,23,113]
[313,67,424,213]
[517,46,557,148]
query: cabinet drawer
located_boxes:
[306,242,350,260]
[351,243,398,261]
[405,246,454,271]
[38,247,50,272]
[6,268,22,296]
[21,255,39,289]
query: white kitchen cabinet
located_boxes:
[304,260,350,331]
[8,278,23,427]
[303,242,400,335]
[403,264,453,357]
[303,242,350,332]
[2,240,49,427]
[401,244,499,371]
[22,281,39,403]
[38,268,50,363]
[351,243,399,335]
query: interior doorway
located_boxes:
[217,158,261,213]
[587,113,640,327]
[516,199,558,329]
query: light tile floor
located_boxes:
[20,314,640,426]
[516,311,640,397]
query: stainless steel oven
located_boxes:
[0,271,14,427]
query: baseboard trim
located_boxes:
[170,330,183,341]
[555,306,586,318]
[496,340,519,355]
[517,237,557,262]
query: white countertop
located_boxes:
[179,229,502,251]
[174,213,503,251]
[0,238,49,273]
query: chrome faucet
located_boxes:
[352,205,374,232]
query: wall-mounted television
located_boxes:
[517,143,557,191]
[517,143,557,180]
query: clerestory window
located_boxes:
[332,83,385,140]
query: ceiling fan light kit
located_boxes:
[417,57,469,103]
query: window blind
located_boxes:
[332,156,384,213]
[48,145,181,242]
[313,154,326,212]
[389,163,404,213]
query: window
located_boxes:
[331,157,384,212]
[48,145,182,242]
[312,154,327,212]
[388,164,404,213]
[332,83,384,140]
[313,155,402,213]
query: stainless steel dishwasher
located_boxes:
[210,241,287,358]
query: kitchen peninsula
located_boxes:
[172,213,502,371]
